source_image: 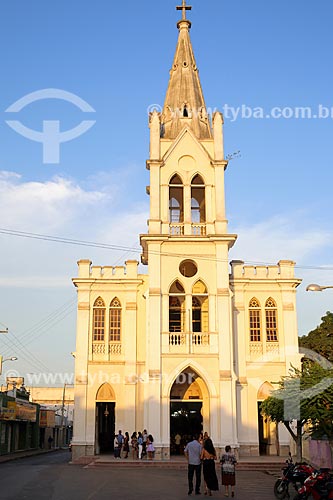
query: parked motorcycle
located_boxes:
[274,453,315,499]
[294,469,333,500]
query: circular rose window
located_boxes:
[179,260,198,278]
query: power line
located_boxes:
[0,329,50,373]
[0,300,76,373]
[0,226,333,272]
[0,228,138,253]
[14,299,76,346]
[0,320,50,372]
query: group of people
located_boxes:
[184,433,237,497]
[113,429,155,460]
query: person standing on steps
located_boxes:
[131,432,138,459]
[137,431,143,459]
[123,431,130,458]
[184,433,202,496]
[147,434,155,460]
[116,430,124,458]
[142,429,148,458]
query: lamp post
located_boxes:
[0,356,18,376]
[306,284,333,292]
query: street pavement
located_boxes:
[0,449,281,500]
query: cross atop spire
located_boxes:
[176,0,192,21]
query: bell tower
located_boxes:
[140,1,238,456]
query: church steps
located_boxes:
[77,457,285,473]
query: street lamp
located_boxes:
[306,284,333,292]
[0,356,18,375]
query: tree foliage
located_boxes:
[299,311,333,361]
[261,360,333,460]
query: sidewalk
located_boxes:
[0,446,64,464]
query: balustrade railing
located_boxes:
[166,331,211,352]
[168,224,207,236]
[191,224,206,235]
[169,224,184,235]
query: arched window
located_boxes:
[109,297,121,342]
[192,280,208,334]
[265,298,278,341]
[93,297,105,341]
[191,174,205,223]
[169,174,184,223]
[169,280,185,332]
[249,298,261,342]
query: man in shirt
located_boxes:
[116,430,124,458]
[175,433,182,455]
[184,433,202,495]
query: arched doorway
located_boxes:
[95,383,115,454]
[169,368,206,455]
[257,381,275,456]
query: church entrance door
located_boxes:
[169,368,206,456]
[257,402,268,455]
[170,401,203,454]
[96,402,115,454]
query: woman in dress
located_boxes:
[220,445,237,497]
[131,431,138,459]
[200,438,219,496]
[146,434,155,460]
[123,431,130,458]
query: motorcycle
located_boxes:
[274,453,315,499]
[294,469,333,500]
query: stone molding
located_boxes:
[219,370,232,381]
[125,302,137,310]
[78,302,90,310]
[283,303,294,311]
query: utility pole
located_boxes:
[61,383,66,446]
[0,327,8,376]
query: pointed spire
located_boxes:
[161,3,212,140]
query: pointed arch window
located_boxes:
[93,297,105,341]
[169,174,184,223]
[109,297,121,342]
[169,280,185,332]
[191,174,205,223]
[192,280,208,333]
[249,298,261,342]
[265,298,278,341]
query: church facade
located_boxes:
[71,3,301,461]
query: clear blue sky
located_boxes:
[0,0,332,386]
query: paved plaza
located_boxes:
[0,450,281,500]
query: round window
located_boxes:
[179,260,198,278]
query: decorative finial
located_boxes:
[176,0,192,21]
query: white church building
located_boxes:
[71,2,301,461]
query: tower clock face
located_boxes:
[179,259,198,277]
